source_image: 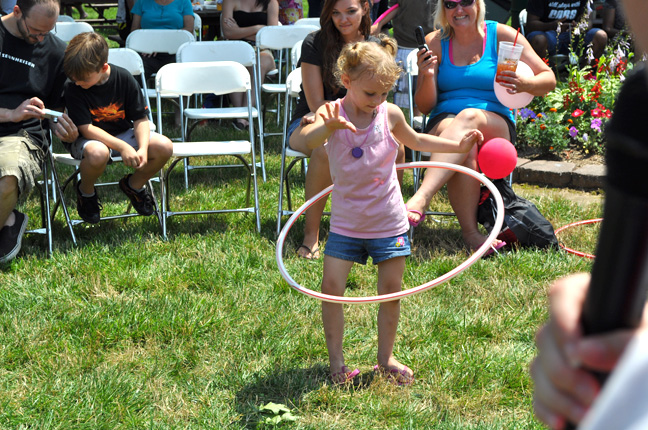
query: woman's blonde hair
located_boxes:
[433,0,487,40]
[334,34,401,89]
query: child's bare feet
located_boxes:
[463,230,504,253]
[405,195,427,226]
[374,358,414,386]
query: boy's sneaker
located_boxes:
[0,210,28,264]
[76,182,102,224]
[119,174,155,216]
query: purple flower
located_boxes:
[569,126,579,138]
[519,108,536,119]
[591,118,602,133]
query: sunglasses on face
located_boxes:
[444,0,476,10]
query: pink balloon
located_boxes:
[478,138,518,179]
[494,60,534,109]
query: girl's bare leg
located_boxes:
[376,256,412,378]
[321,255,354,376]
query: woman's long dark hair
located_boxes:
[319,0,372,94]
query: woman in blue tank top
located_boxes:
[405,0,555,252]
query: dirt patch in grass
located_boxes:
[515,183,604,206]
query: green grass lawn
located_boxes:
[0,100,602,427]
[6,8,607,428]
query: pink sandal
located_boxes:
[331,366,360,385]
[406,206,426,227]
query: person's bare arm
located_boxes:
[130,13,141,31]
[182,14,194,33]
[525,11,562,33]
[389,104,482,153]
[301,62,328,113]
[414,31,440,115]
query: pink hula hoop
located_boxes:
[275,162,506,304]
[555,218,603,259]
[373,3,399,25]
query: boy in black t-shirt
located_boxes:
[63,32,173,224]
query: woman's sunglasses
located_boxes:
[444,0,476,9]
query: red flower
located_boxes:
[540,124,546,130]
[591,108,603,118]
[572,109,585,118]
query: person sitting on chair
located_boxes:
[525,0,608,64]
[0,0,79,264]
[63,32,173,224]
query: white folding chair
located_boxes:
[254,25,318,138]
[294,18,320,28]
[25,139,78,255]
[519,9,527,36]
[155,61,261,237]
[193,13,202,41]
[290,39,303,71]
[405,49,427,187]
[51,21,94,42]
[108,47,156,126]
[276,67,308,236]
[125,29,195,101]
[176,40,266,182]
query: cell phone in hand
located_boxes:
[42,108,63,120]
[415,26,432,61]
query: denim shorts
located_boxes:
[324,231,411,265]
[64,129,163,161]
[526,27,600,56]
[286,117,301,150]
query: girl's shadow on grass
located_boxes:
[234,364,376,429]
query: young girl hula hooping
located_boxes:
[293,34,483,385]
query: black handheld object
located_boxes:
[414,26,432,61]
[565,66,648,429]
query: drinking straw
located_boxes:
[513,27,520,46]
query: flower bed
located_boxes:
[516,27,634,157]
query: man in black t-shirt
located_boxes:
[63,32,172,225]
[0,0,79,264]
[525,0,608,62]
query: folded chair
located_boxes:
[51,21,94,42]
[155,61,261,237]
[25,139,78,255]
[125,29,195,104]
[254,25,318,138]
[176,40,266,182]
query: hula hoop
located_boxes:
[276,162,505,304]
[555,218,602,259]
[373,3,399,25]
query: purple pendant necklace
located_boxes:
[348,109,377,158]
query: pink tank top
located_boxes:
[324,99,409,239]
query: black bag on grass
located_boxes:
[477,179,559,249]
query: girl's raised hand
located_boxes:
[319,102,357,133]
